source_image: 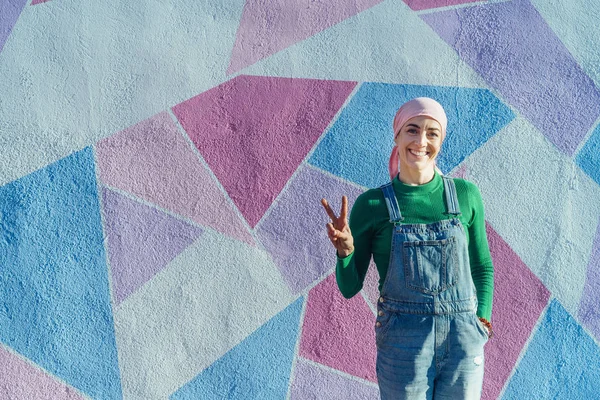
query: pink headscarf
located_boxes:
[388,97,448,179]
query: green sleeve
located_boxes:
[465,182,494,321]
[335,192,373,299]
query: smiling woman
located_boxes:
[321,97,494,400]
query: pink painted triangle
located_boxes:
[299,273,377,382]
[0,345,85,400]
[95,111,254,245]
[227,0,385,74]
[403,0,481,11]
[101,187,203,304]
[481,222,551,400]
[172,75,356,227]
[450,163,468,179]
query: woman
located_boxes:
[321,97,494,399]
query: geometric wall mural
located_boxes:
[2,0,600,398]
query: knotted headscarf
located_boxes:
[388,97,448,179]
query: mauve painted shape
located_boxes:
[0,346,84,400]
[300,273,377,382]
[403,0,481,11]
[480,223,550,400]
[102,188,203,305]
[30,0,51,4]
[421,0,600,155]
[291,359,379,400]
[255,164,364,294]
[362,260,380,312]
[173,75,356,228]
[95,111,254,245]
[227,0,384,73]
[0,0,28,53]
[578,220,600,342]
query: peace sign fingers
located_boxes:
[321,196,354,256]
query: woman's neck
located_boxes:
[398,167,435,186]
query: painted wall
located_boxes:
[1,0,600,398]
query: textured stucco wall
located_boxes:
[1,0,600,399]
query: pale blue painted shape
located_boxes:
[0,0,245,187]
[308,83,514,188]
[502,299,600,400]
[170,297,304,400]
[576,123,600,186]
[0,148,122,399]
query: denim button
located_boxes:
[379,297,384,303]
[376,321,382,327]
[378,310,384,316]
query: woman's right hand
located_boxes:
[321,196,354,257]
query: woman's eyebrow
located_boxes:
[405,123,421,129]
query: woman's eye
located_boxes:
[407,129,418,134]
[428,132,439,137]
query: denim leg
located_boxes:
[376,313,436,400]
[433,312,487,400]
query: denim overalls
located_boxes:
[375,176,489,400]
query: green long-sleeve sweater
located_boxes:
[336,171,494,321]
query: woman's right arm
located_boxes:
[322,194,373,299]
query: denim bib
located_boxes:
[378,176,477,315]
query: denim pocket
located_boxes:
[471,313,490,342]
[403,236,458,294]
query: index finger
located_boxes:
[321,198,338,221]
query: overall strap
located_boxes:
[380,182,404,223]
[442,176,461,215]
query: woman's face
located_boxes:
[394,116,443,173]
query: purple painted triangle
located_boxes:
[421,0,600,156]
[578,220,600,342]
[227,0,384,74]
[291,358,379,399]
[255,164,364,293]
[101,187,203,304]
[172,75,356,228]
[1,0,29,54]
[31,0,51,4]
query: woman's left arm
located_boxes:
[466,183,494,322]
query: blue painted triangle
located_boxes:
[171,297,305,400]
[308,83,514,188]
[502,299,600,400]
[0,147,122,399]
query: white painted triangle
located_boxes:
[113,228,294,399]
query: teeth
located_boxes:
[410,150,427,157]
